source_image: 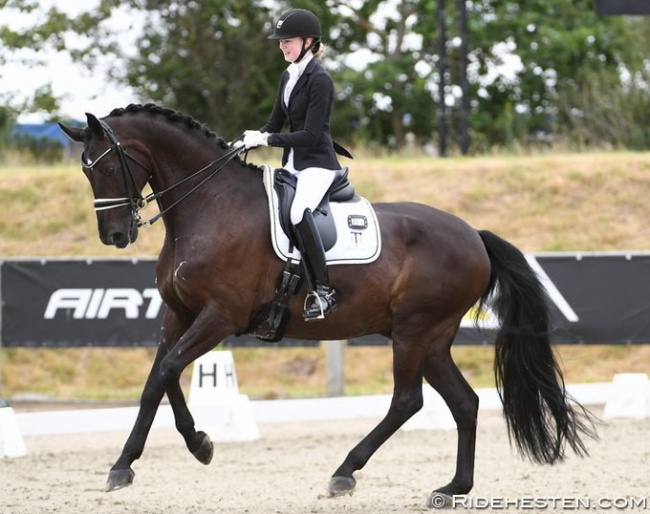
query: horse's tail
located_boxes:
[477,230,597,464]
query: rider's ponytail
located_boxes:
[313,42,326,59]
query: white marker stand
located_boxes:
[188,351,259,442]
[0,402,28,458]
[401,387,456,431]
[603,373,649,420]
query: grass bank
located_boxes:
[1,151,649,401]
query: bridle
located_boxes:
[82,120,148,221]
[81,119,243,227]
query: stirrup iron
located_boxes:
[303,289,337,321]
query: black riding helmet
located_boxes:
[268,9,322,62]
[269,9,321,39]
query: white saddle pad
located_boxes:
[261,165,382,265]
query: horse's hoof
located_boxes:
[427,491,454,509]
[328,475,356,497]
[192,431,214,465]
[105,468,135,492]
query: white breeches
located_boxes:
[288,166,337,225]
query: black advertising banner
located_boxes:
[536,253,650,344]
[0,259,317,348]
[2,254,650,347]
[596,0,650,16]
[448,252,650,345]
[1,259,161,347]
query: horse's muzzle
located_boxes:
[102,226,139,248]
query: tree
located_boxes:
[468,0,638,148]
[3,0,650,151]
[116,0,282,138]
[0,0,284,137]
[321,0,438,150]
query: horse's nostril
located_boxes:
[108,232,128,248]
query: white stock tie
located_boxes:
[284,63,301,106]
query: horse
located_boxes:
[59,103,596,507]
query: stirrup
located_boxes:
[303,289,337,321]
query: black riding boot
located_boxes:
[294,209,337,321]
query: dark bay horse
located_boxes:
[59,104,595,507]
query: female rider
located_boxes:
[242,9,350,321]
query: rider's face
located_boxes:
[278,37,312,62]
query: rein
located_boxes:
[83,120,243,227]
[138,145,243,228]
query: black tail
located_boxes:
[478,230,597,464]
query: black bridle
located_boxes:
[81,119,244,227]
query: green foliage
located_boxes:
[115,0,283,136]
[0,102,18,140]
[3,0,650,151]
[468,0,638,148]
[31,84,59,113]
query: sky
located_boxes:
[1,51,140,123]
[0,1,141,123]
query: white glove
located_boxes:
[229,139,245,151]
[243,130,269,150]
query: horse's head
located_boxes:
[59,113,150,248]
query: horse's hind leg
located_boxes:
[422,344,479,506]
[328,340,427,496]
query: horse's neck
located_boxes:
[118,116,265,236]
[151,153,265,234]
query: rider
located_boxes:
[242,8,350,321]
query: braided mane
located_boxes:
[108,103,228,147]
[107,103,261,171]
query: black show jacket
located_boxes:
[261,58,342,171]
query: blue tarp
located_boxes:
[10,122,80,146]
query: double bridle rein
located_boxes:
[81,119,243,227]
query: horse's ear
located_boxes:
[85,113,105,140]
[58,122,84,143]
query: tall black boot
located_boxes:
[293,209,337,321]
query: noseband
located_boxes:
[81,119,242,227]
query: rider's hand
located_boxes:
[229,139,245,151]
[243,130,269,150]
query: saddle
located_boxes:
[243,165,381,342]
[273,167,356,251]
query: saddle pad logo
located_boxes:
[262,165,382,265]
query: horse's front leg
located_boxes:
[106,341,169,491]
[157,309,233,464]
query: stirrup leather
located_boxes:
[303,289,337,321]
